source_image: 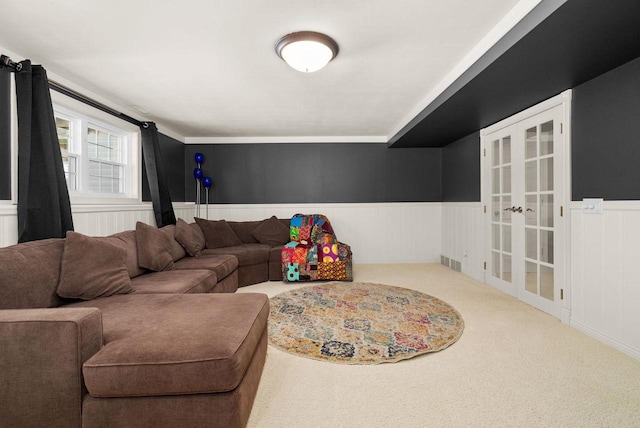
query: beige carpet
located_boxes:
[238,264,640,427]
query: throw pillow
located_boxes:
[175,218,204,257]
[136,221,175,271]
[195,218,242,249]
[57,231,132,300]
[252,216,290,246]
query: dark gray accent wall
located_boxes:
[572,56,640,201]
[0,68,11,200]
[184,143,441,204]
[142,133,186,202]
[442,132,480,202]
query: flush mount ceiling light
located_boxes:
[275,31,339,73]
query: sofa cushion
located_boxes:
[195,218,242,249]
[106,230,146,279]
[174,218,204,257]
[0,238,66,309]
[57,231,133,300]
[251,216,290,246]
[70,293,270,397]
[174,254,238,281]
[202,244,271,266]
[130,270,217,294]
[136,222,175,272]
[160,224,187,261]
[227,220,261,244]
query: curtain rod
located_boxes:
[48,80,145,128]
[1,53,147,128]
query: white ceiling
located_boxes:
[0,0,539,143]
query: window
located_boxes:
[86,127,125,193]
[56,116,78,191]
[53,106,138,200]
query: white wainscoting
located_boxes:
[0,204,19,247]
[440,202,485,283]
[569,201,640,360]
[0,203,196,246]
[0,202,441,265]
[202,203,442,264]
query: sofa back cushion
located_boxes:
[174,219,205,257]
[251,216,290,246]
[57,231,133,300]
[0,238,66,309]
[228,220,261,244]
[195,218,243,249]
[160,224,187,261]
[104,230,147,279]
[136,222,175,272]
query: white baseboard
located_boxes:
[570,318,640,361]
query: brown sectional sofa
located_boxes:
[0,217,290,428]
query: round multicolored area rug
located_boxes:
[268,282,464,364]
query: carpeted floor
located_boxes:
[238,264,640,427]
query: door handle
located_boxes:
[503,206,523,213]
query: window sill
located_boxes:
[69,194,140,206]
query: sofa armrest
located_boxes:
[0,307,103,428]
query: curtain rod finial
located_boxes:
[1,54,22,71]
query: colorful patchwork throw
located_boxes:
[282,214,353,282]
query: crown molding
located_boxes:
[184,136,387,144]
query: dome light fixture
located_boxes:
[275,31,339,73]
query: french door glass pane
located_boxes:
[492,169,500,194]
[526,127,537,159]
[502,166,511,193]
[492,252,500,278]
[540,121,553,155]
[502,255,512,283]
[502,225,511,253]
[492,196,500,221]
[526,228,537,260]
[525,160,537,192]
[540,194,554,227]
[492,224,500,250]
[540,230,554,264]
[502,137,511,163]
[492,140,500,166]
[502,196,512,222]
[525,195,537,226]
[540,157,554,191]
[525,261,537,294]
[540,265,554,301]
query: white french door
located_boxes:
[483,96,568,318]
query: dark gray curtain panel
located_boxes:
[141,122,176,227]
[15,60,73,242]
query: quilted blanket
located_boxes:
[281,214,353,282]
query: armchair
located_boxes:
[281,214,353,282]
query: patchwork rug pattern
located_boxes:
[268,282,464,364]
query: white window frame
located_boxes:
[51,91,141,205]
